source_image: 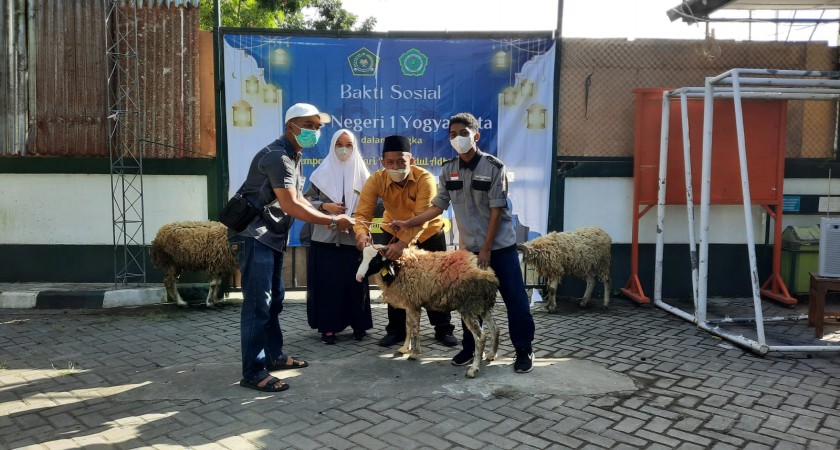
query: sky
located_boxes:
[340,0,839,44]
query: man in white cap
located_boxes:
[228,103,354,393]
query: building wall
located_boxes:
[0,174,207,245]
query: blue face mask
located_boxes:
[291,122,321,148]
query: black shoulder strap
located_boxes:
[485,154,504,169]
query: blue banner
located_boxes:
[223,33,556,246]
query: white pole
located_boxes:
[680,91,699,310]
[697,77,714,325]
[654,91,671,302]
[729,69,768,346]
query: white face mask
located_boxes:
[386,168,409,182]
[450,135,474,154]
[335,145,352,161]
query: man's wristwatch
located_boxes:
[328,216,338,230]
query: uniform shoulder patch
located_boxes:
[484,154,504,168]
[441,156,459,171]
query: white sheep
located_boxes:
[150,221,238,308]
[518,226,612,312]
[355,244,499,378]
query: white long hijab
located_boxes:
[309,129,370,215]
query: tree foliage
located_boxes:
[199,0,376,31]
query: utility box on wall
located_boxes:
[781,225,820,294]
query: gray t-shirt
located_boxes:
[431,150,516,252]
[231,136,304,252]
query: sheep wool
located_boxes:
[357,245,500,378]
[151,221,238,307]
[377,248,499,320]
[519,226,612,312]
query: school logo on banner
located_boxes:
[348,47,378,76]
[399,48,428,76]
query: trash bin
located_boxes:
[781,225,821,294]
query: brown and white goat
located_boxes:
[355,244,499,378]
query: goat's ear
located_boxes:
[373,244,387,250]
[380,260,397,283]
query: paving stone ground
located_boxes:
[1,293,839,449]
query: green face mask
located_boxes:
[291,123,321,148]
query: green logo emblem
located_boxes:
[348,47,378,76]
[399,48,428,76]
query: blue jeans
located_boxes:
[231,236,286,382]
[462,244,535,352]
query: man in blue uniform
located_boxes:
[390,112,536,373]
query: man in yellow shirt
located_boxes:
[353,135,457,347]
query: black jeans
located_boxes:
[378,229,455,337]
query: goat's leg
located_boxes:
[462,315,485,378]
[164,269,188,307]
[403,308,422,360]
[483,312,499,362]
[205,277,221,307]
[544,277,559,313]
[580,276,596,307]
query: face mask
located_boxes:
[451,135,474,154]
[387,168,409,182]
[291,123,320,148]
[335,146,352,161]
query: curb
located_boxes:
[0,287,166,309]
[0,284,317,309]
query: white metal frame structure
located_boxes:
[653,68,840,355]
[105,0,145,286]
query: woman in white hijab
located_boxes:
[304,129,372,344]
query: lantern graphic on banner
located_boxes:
[244,75,260,95]
[526,103,547,129]
[502,86,518,106]
[271,48,289,67]
[263,84,280,104]
[232,99,253,127]
[493,50,511,70]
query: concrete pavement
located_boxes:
[1,291,839,449]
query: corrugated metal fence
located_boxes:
[0,0,206,158]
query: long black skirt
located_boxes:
[306,241,373,334]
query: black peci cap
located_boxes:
[382,135,411,156]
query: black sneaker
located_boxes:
[352,330,367,341]
[514,348,534,373]
[451,349,474,366]
[321,332,337,345]
[377,334,405,347]
[435,333,459,347]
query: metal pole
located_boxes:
[556,0,564,36]
[654,91,670,302]
[697,77,714,324]
[729,69,767,346]
[549,0,564,232]
[679,91,699,308]
[213,0,229,218]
